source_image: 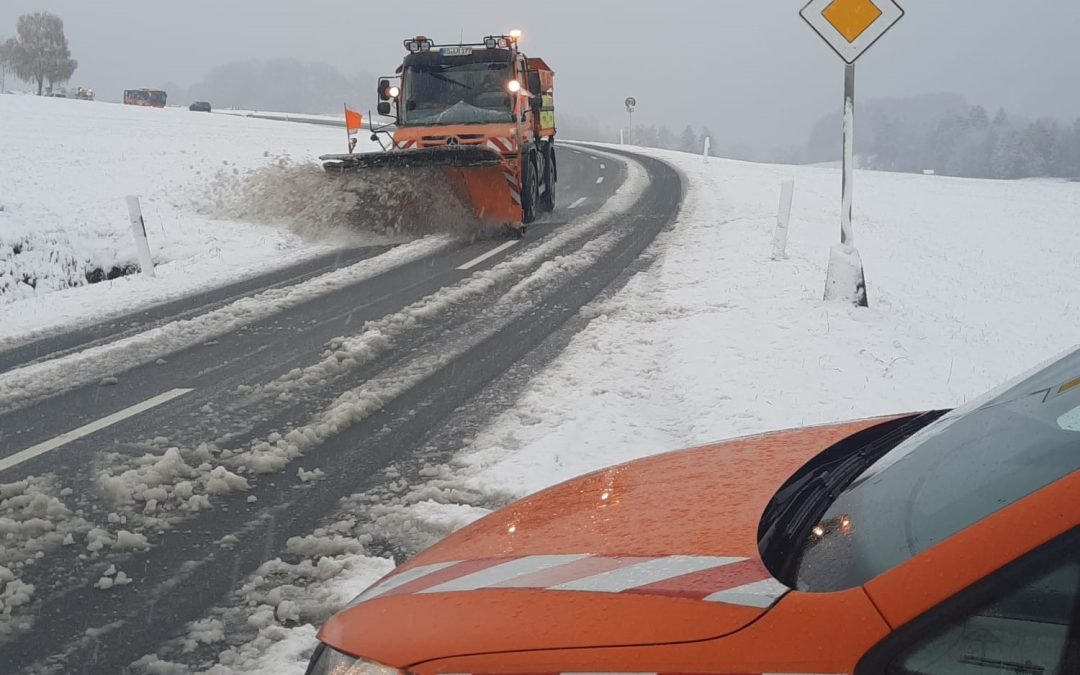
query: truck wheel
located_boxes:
[521,157,540,224]
[540,149,556,213]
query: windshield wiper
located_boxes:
[758,411,947,584]
[426,71,471,90]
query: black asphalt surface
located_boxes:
[0,144,682,674]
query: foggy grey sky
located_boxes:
[2,1,1079,149]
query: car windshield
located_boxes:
[794,348,1080,592]
[402,62,514,125]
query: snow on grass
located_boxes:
[0,95,393,344]
[411,144,1080,508]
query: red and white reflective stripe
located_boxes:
[488,137,514,153]
[354,555,788,609]
[396,139,417,150]
[352,561,461,603]
[443,671,841,675]
[421,554,588,594]
[549,556,743,593]
[705,577,790,608]
[505,170,522,205]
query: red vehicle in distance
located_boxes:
[123,88,167,108]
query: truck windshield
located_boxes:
[792,347,1080,592]
[403,62,514,126]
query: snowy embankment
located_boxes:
[183,148,1080,673]
[0,95,387,345]
[439,145,1080,496]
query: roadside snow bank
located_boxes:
[429,144,1080,501]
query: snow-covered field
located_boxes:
[441,147,1080,496]
[0,95,386,346]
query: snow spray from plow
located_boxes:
[199,158,486,240]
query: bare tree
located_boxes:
[4,12,77,95]
[0,39,10,92]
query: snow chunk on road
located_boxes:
[205,466,250,495]
[114,530,150,551]
[296,467,325,483]
[285,535,363,558]
[0,475,92,570]
[95,571,132,590]
[85,528,114,553]
[183,617,226,652]
[0,575,35,636]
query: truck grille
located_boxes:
[419,134,486,147]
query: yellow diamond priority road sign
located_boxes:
[801,0,904,64]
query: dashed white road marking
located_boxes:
[568,197,588,209]
[600,163,606,169]
[596,176,605,184]
[0,388,195,474]
[457,241,520,271]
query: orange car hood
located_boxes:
[320,417,891,667]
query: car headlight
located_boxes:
[306,643,403,675]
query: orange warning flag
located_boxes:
[345,108,363,135]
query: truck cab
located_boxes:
[374,34,557,227]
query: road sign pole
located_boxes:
[824,61,868,307]
[801,0,903,309]
[841,63,855,246]
[628,109,633,145]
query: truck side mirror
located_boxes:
[377,101,392,115]
[527,71,541,95]
[378,79,392,101]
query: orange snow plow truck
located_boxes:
[321,32,556,236]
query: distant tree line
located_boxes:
[807,92,1080,179]
[0,11,78,95]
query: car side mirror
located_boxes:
[377,102,392,115]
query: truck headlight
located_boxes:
[306,643,403,675]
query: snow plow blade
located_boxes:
[321,147,522,230]
[321,146,503,170]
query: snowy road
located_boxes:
[0,145,682,673]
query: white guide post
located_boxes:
[703,136,711,163]
[772,179,795,260]
[126,196,156,278]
